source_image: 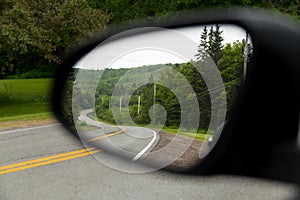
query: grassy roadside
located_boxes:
[162,128,211,141]
[0,78,57,131]
[0,103,57,131]
[0,103,51,120]
[0,78,53,103]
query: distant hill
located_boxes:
[96,64,168,96]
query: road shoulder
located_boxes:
[0,118,58,132]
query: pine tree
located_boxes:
[201,26,208,50]
[212,24,224,64]
[195,26,208,61]
[196,24,224,66]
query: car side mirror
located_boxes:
[52,7,300,183]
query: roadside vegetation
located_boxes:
[161,128,211,141]
[0,79,53,122]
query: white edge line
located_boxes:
[79,109,157,161]
[132,130,157,161]
[0,123,60,135]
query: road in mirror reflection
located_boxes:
[61,24,252,173]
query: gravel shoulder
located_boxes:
[148,130,205,171]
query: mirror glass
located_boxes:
[61,24,252,173]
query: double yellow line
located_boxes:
[0,148,101,175]
[0,128,125,175]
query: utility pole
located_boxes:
[153,84,156,125]
[153,84,156,109]
[138,95,141,115]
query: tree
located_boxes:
[218,41,246,114]
[196,24,224,65]
[87,0,299,24]
[207,24,224,65]
[212,24,224,64]
[0,0,107,78]
[195,26,208,61]
[184,62,211,130]
[260,0,299,19]
[200,26,208,51]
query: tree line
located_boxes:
[1,0,298,78]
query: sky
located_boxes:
[176,24,247,45]
[74,24,248,70]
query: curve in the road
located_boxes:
[78,109,159,161]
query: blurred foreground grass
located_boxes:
[0,79,54,123]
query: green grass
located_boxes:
[0,112,53,122]
[161,128,211,141]
[0,103,52,122]
[0,78,53,104]
[0,78,53,121]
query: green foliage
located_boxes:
[218,41,245,113]
[94,62,213,131]
[87,0,179,23]
[0,0,107,78]
[218,41,245,79]
[1,0,299,79]
[1,0,298,79]
[258,0,299,19]
[87,0,299,24]
[97,104,115,124]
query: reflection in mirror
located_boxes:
[61,24,252,173]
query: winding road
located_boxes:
[77,109,159,162]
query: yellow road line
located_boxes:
[0,128,124,175]
[0,149,101,175]
[87,129,125,142]
[0,148,94,171]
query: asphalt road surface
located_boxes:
[77,109,159,163]
[0,124,299,200]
